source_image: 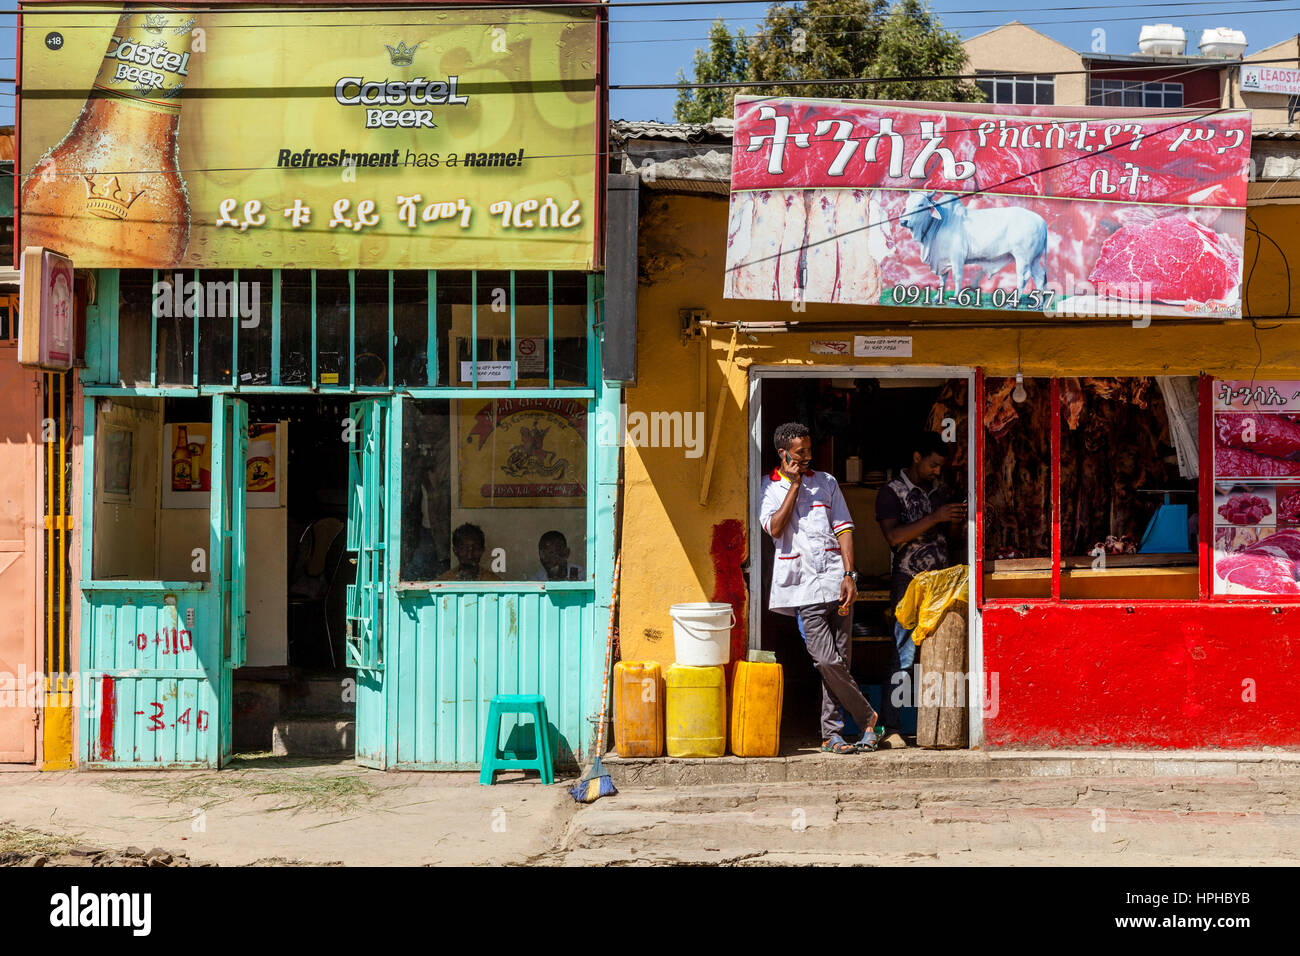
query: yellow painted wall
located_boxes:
[620,193,1300,664]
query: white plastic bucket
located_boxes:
[670,602,736,666]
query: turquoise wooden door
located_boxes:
[79,395,247,768]
[214,395,249,764]
[346,399,387,672]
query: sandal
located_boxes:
[854,729,882,753]
[821,735,855,755]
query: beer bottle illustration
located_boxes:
[172,424,192,491]
[21,6,194,266]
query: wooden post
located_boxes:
[915,608,969,749]
[699,327,739,506]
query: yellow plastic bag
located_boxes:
[895,565,969,645]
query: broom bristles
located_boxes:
[570,756,618,803]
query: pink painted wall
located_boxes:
[0,349,41,763]
[982,602,1300,748]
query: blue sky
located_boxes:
[1,2,1295,126]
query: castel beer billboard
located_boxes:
[727,96,1252,318]
[19,3,600,270]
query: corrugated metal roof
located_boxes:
[611,118,733,142]
[1249,179,1300,200]
[609,120,1300,191]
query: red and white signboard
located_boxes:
[1240,66,1300,97]
[1212,380,1300,596]
[18,246,74,370]
[726,97,1252,318]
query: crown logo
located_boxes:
[83,175,145,221]
[385,41,421,66]
[142,13,168,34]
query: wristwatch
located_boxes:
[844,570,859,584]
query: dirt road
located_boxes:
[3,758,1299,866]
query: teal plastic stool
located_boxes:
[480,694,554,785]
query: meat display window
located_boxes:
[1210,379,1300,598]
[980,374,1213,603]
[983,375,1053,599]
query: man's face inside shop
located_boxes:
[913,451,947,484]
[454,533,485,567]
[540,537,569,576]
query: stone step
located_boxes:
[559,779,1300,866]
[601,749,1300,788]
[282,676,355,716]
[271,716,355,756]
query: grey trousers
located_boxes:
[797,601,878,740]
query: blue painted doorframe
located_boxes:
[79,395,247,768]
[78,269,616,770]
[353,379,620,770]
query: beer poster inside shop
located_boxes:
[20,4,600,271]
[457,399,587,508]
[164,422,282,508]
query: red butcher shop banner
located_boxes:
[727,96,1252,318]
[1213,380,1300,595]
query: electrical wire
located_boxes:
[8,51,1260,176]
[723,103,1243,273]
[2,0,1296,22]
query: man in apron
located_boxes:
[761,422,880,755]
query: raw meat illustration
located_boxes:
[836,190,888,303]
[727,188,887,304]
[1215,528,1300,594]
[1215,446,1300,478]
[802,191,840,302]
[776,192,808,300]
[1215,412,1300,460]
[1218,492,1272,524]
[1278,488,1300,525]
[1245,528,1300,562]
[1216,526,1262,552]
[1088,212,1240,304]
[1216,550,1300,594]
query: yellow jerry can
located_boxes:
[665,664,726,758]
[729,660,783,757]
[613,661,665,757]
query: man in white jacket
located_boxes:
[760,422,880,755]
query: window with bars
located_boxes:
[975,72,1055,105]
[104,269,595,392]
[1088,78,1184,108]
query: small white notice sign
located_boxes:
[460,360,515,382]
[853,336,912,357]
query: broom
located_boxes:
[571,552,621,803]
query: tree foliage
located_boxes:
[673,0,983,124]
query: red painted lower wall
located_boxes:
[982,603,1300,749]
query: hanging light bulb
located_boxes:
[1012,372,1027,403]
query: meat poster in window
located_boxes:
[728,97,1250,318]
[1212,380,1300,594]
